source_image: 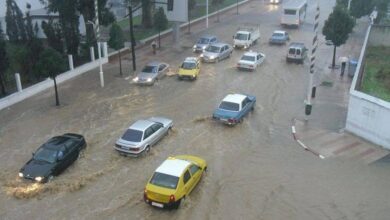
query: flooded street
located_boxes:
[1,0,390,219]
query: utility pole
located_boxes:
[305,3,320,117]
[206,0,209,28]
[236,0,239,15]
[347,0,351,11]
[95,0,104,87]
[128,4,136,72]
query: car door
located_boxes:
[182,169,195,195]
[224,45,230,59]
[188,164,202,192]
[56,146,70,174]
[143,126,156,146]
[158,64,167,79]
[241,98,250,116]
[151,123,164,142]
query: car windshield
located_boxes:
[33,147,58,163]
[181,62,196,69]
[284,9,297,15]
[241,55,255,61]
[235,33,248,40]
[272,33,284,37]
[219,101,240,111]
[142,65,158,73]
[197,38,209,44]
[206,46,221,53]
[150,172,179,189]
[289,48,296,54]
[122,129,143,142]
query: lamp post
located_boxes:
[128,4,137,72]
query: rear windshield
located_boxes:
[289,48,296,54]
[241,55,255,61]
[272,33,284,37]
[219,101,240,111]
[150,172,179,189]
[235,33,248,40]
[122,129,143,142]
[181,62,196,69]
[206,46,221,53]
[284,9,297,15]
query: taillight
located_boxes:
[228,118,237,124]
[144,189,148,200]
[249,65,254,68]
[169,195,175,202]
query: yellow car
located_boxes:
[144,155,207,209]
[178,57,201,80]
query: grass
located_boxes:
[361,46,390,102]
[115,0,246,41]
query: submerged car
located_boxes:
[237,51,265,71]
[144,155,207,209]
[19,133,87,183]
[133,61,169,85]
[178,57,201,80]
[114,117,173,157]
[269,30,289,45]
[193,35,218,52]
[200,43,233,63]
[212,93,256,125]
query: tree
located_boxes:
[350,0,374,18]
[188,0,197,33]
[34,48,67,106]
[5,0,27,42]
[153,7,168,48]
[108,23,125,76]
[132,0,154,28]
[212,0,225,22]
[42,20,64,54]
[322,6,355,68]
[0,23,9,96]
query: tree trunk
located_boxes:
[53,76,60,106]
[332,45,337,68]
[142,0,153,28]
[158,30,161,48]
[0,73,6,96]
[119,50,122,76]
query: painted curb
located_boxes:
[291,118,325,159]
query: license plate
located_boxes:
[220,118,228,122]
[151,202,163,208]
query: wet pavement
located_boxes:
[1,0,390,219]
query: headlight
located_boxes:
[146,78,152,82]
[35,176,43,182]
[18,172,23,178]
[202,45,207,49]
[200,54,204,58]
[209,55,215,59]
[193,45,196,49]
[133,77,139,82]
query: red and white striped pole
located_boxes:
[94,0,104,87]
[305,3,320,116]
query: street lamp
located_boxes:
[86,20,104,87]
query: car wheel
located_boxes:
[178,76,182,81]
[173,196,184,209]
[144,146,150,155]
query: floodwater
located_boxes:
[1,0,390,219]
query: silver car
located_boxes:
[114,117,173,157]
[193,35,218,53]
[200,43,233,63]
[133,61,170,85]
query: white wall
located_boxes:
[346,25,390,149]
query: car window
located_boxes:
[158,64,166,71]
[64,139,77,150]
[181,62,196,69]
[143,127,155,140]
[220,47,225,52]
[219,101,240,111]
[189,165,200,175]
[206,46,221,53]
[248,33,251,40]
[241,55,255,62]
[33,147,58,163]
[142,65,158,73]
[183,170,191,184]
[211,38,217,42]
[150,172,179,189]
[151,123,163,132]
[297,49,301,55]
[197,38,209,44]
[257,55,261,60]
[122,129,143,142]
[59,146,68,155]
[289,48,296,55]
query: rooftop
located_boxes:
[155,158,191,177]
[223,94,246,103]
[129,120,154,131]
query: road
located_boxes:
[1,0,390,219]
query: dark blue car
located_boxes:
[269,30,290,45]
[212,93,256,125]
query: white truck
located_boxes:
[233,25,260,49]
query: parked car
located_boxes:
[114,117,173,157]
[269,0,283,4]
[286,42,307,64]
[269,30,289,45]
[193,35,218,52]
[237,51,265,71]
[133,61,170,85]
[233,25,260,49]
[178,57,201,80]
[200,43,233,63]
[144,155,207,209]
[18,133,87,183]
[212,93,256,125]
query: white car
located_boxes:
[236,51,265,71]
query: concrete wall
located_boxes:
[346,25,390,149]
[367,25,390,46]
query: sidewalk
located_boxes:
[291,18,390,164]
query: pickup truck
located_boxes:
[233,25,260,49]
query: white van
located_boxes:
[281,0,307,27]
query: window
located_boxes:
[151,123,163,132]
[181,62,196,69]
[143,127,155,140]
[189,165,200,175]
[33,147,58,163]
[248,33,251,40]
[219,101,240,111]
[122,129,143,142]
[284,9,297,15]
[150,172,179,189]
[197,38,209,44]
[224,45,229,51]
[289,48,296,55]
[211,38,217,42]
[296,49,301,55]
[158,64,166,71]
[142,65,158,73]
[241,55,255,62]
[183,170,191,184]
[257,54,262,60]
[220,47,225,52]
[206,46,221,53]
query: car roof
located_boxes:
[200,35,216,39]
[129,120,154,131]
[273,30,286,34]
[184,57,199,63]
[43,136,74,150]
[146,61,162,67]
[155,158,191,177]
[222,94,247,104]
[243,51,258,56]
[210,42,228,47]
[289,42,305,48]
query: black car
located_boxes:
[19,133,87,183]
